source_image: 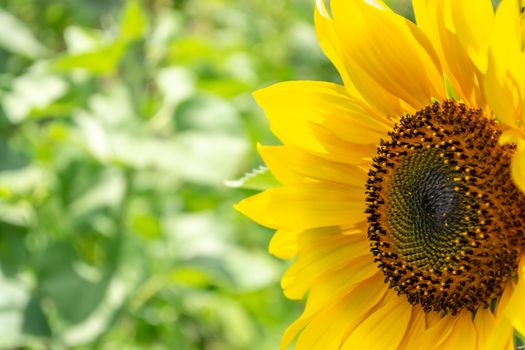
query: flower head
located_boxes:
[237,0,525,349]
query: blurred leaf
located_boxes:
[0,277,50,348]
[64,26,106,54]
[225,166,279,191]
[22,297,52,338]
[172,267,209,288]
[198,77,250,97]
[33,240,140,347]
[183,292,257,349]
[130,213,161,240]
[54,42,126,75]
[0,166,50,196]
[515,331,525,350]
[156,66,195,107]
[0,201,34,227]
[176,95,242,134]
[0,9,49,58]
[36,242,110,325]
[223,248,280,292]
[165,213,227,259]
[0,278,28,347]
[2,70,67,123]
[120,0,148,42]
[0,223,29,277]
[54,0,147,75]
[170,132,249,185]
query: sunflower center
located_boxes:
[365,100,525,315]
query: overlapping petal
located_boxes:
[259,145,368,186]
[504,255,525,336]
[235,183,365,230]
[340,290,413,350]
[484,0,524,128]
[282,230,371,299]
[282,273,387,350]
[413,0,489,109]
[315,0,446,117]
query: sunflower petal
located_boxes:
[268,229,299,259]
[483,0,525,127]
[415,313,455,349]
[235,183,365,230]
[413,0,486,108]
[341,292,412,350]
[511,144,525,194]
[475,307,515,350]
[474,309,495,350]
[307,123,377,165]
[500,131,525,193]
[503,255,525,335]
[449,0,494,71]
[283,274,387,350]
[253,80,388,152]
[438,310,477,350]
[259,145,368,186]
[282,237,372,299]
[397,306,427,350]
[318,0,445,116]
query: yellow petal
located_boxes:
[234,182,365,230]
[301,268,382,319]
[476,306,515,350]
[504,255,525,335]
[449,0,494,72]
[259,145,368,186]
[474,308,496,350]
[490,0,521,61]
[273,225,366,267]
[484,51,525,127]
[484,0,525,127]
[307,123,377,165]
[341,291,412,350]
[282,238,372,300]
[284,274,387,350]
[415,312,455,349]
[314,0,357,92]
[324,0,445,115]
[511,143,525,194]
[502,132,525,193]
[253,80,387,153]
[413,0,486,108]
[438,310,477,350]
[268,229,299,259]
[397,306,427,350]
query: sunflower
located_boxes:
[236,0,525,349]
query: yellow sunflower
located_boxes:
[236,0,525,349]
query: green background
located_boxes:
[0,0,513,349]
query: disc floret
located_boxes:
[366,100,525,315]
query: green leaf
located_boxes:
[22,297,51,338]
[53,42,126,75]
[225,166,279,191]
[0,9,48,59]
[515,330,525,350]
[0,277,50,348]
[2,71,67,123]
[120,0,148,42]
